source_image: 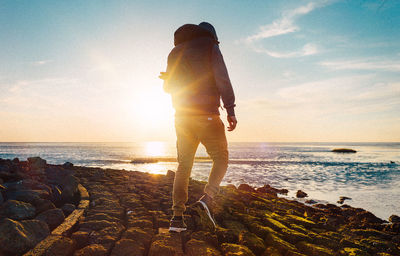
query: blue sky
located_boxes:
[0,0,399,142]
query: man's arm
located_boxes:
[211,45,236,116]
[211,44,237,131]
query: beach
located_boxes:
[1,157,400,255]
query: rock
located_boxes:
[191,231,218,247]
[332,148,357,153]
[0,192,3,204]
[220,243,255,256]
[60,175,79,203]
[80,220,124,231]
[61,203,76,216]
[12,158,19,163]
[43,236,76,256]
[185,239,221,256]
[63,162,74,168]
[74,244,108,256]
[36,208,65,230]
[71,231,89,249]
[34,198,56,214]
[6,189,49,204]
[238,230,266,255]
[28,156,47,169]
[389,215,400,223]
[110,239,145,256]
[256,184,288,195]
[166,170,175,180]
[122,227,153,249]
[88,225,124,245]
[337,196,352,204]
[238,184,255,193]
[0,218,50,255]
[0,200,36,220]
[148,233,182,256]
[296,190,308,198]
[305,199,317,204]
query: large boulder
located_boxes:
[0,200,36,220]
[0,218,50,255]
[27,157,47,170]
[43,236,76,256]
[6,189,49,204]
[60,175,79,203]
[36,208,65,230]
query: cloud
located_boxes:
[31,60,52,66]
[253,43,318,58]
[243,1,332,58]
[320,59,400,72]
[245,2,319,43]
[242,75,400,118]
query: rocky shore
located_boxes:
[1,158,400,255]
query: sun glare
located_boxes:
[145,141,166,157]
[134,87,174,126]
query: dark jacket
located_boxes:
[163,27,236,116]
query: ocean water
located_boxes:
[0,142,399,220]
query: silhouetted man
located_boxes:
[160,22,237,232]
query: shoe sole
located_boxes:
[169,227,187,233]
[198,201,217,228]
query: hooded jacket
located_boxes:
[163,24,236,116]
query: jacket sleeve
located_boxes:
[163,52,174,93]
[211,44,236,116]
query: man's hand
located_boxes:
[159,72,169,80]
[227,116,237,131]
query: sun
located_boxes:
[133,86,175,126]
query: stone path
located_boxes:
[66,166,400,256]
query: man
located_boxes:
[160,22,237,233]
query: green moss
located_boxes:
[296,241,334,256]
[340,247,370,256]
[286,214,316,228]
[248,221,276,239]
[264,217,289,231]
[239,231,266,256]
[265,232,297,253]
[222,220,247,236]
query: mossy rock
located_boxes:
[265,232,297,254]
[248,221,276,239]
[339,247,370,256]
[239,231,266,255]
[216,227,238,244]
[264,216,289,231]
[220,243,255,256]
[222,220,247,236]
[286,214,316,228]
[296,241,334,256]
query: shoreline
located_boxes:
[1,157,400,255]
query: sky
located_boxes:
[0,0,399,142]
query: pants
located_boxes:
[172,114,229,216]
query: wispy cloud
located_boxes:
[243,1,332,58]
[320,59,400,72]
[31,60,52,66]
[246,2,320,43]
[242,75,400,118]
[253,43,318,58]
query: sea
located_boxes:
[0,142,399,221]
